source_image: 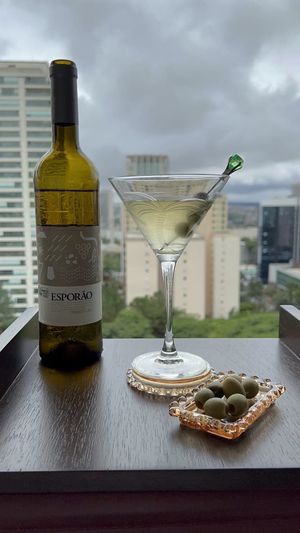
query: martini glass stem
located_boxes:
[159,260,178,360]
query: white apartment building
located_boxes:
[126,154,169,176]
[0,61,51,314]
[100,188,115,242]
[173,236,206,318]
[212,232,240,318]
[125,234,159,304]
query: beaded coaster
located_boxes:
[127,365,212,398]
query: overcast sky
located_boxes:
[1,0,300,202]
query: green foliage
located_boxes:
[103,307,152,338]
[175,311,278,338]
[242,237,257,263]
[241,277,300,313]
[211,312,278,338]
[102,290,279,339]
[278,282,300,308]
[102,280,125,322]
[130,292,167,337]
[173,314,211,338]
[0,285,15,333]
[103,252,121,274]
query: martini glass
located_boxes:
[109,173,230,396]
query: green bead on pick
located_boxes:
[223,154,244,176]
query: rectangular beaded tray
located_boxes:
[169,370,286,440]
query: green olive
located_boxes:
[222,376,245,398]
[227,393,248,417]
[195,192,208,200]
[243,378,259,399]
[204,397,228,419]
[187,212,201,227]
[208,381,224,398]
[194,388,215,409]
[175,222,193,238]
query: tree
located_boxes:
[242,238,257,264]
[0,285,15,333]
[130,292,167,337]
[247,279,264,299]
[273,282,300,309]
[173,313,211,338]
[103,252,121,276]
[103,308,152,338]
[102,280,125,322]
[103,305,279,339]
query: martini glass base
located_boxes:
[127,351,211,397]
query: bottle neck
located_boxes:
[51,64,79,151]
[52,124,79,151]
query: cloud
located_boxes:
[1,0,300,200]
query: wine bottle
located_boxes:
[34,59,102,370]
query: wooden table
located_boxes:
[0,306,299,532]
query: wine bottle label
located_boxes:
[36,225,102,326]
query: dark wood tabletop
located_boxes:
[0,306,299,532]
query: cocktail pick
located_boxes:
[222,153,244,176]
[167,155,245,245]
[202,153,244,199]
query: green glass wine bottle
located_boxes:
[34,59,102,370]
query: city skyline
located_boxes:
[1,1,300,202]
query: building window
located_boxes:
[26,99,50,107]
[0,77,18,85]
[0,212,23,218]
[0,110,19,117]
[0,162,20,168]
[28,151,46,158]
[27,120,51,127]
[26,111,50,118]
[0,131,19,137]
[0,251,25,256]
[25,77,48,85]
[0,171,21,177]
[27,131,51,138]
[26,89,50,97]
[0,151,20,158]
[0,192,22,198]
[0,141,20,148]
[27,141,49,148]
[0,241,24,247]
[0,87,18,96]
[0,99,19,107]
[0,121,19,127]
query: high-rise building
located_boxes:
[125,234,159,304]
[0,61,51,314]
[173,236,206,318]
[211,232,240,318]
[258,196,299,283]
[100,188,115,242]
[123,154,169,234]
[126,154,169,176]
[100,188,123,249]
